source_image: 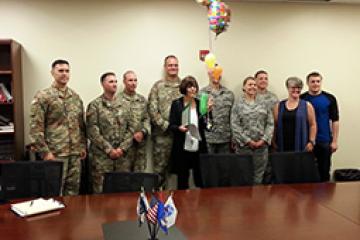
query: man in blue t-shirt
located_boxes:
[301,72,339,181]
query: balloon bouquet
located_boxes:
[196,0,231,129]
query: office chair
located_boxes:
[200,153,254,187]
[270,152,320,184]
[102,172,159,193]
[0,161,63,201]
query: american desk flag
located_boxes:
[136,191,178,239]
[146,195,158,224]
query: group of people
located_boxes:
[29,55,339,195]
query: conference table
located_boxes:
[0,182,359,240]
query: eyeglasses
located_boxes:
[288,87,302,92]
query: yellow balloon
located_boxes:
[205,53,216,69]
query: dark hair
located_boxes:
[306,71,322,82]
[254,70,267,78]
[51,59,69,68]
[100,72,116,83]
[179,76,199,95]
[164,55,178,66]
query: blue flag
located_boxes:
[157,199,168,234]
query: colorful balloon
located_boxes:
[212,65,223,81]
[204,53,216,69]
[197,0,230,36]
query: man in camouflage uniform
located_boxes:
[254,70,278,184]
[118,70,150,172]
[255,70,278,111]
[199,69,234,153]
[29,59,87,196]
[86,72,133,193]
[148,55,182,187]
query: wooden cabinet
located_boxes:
[0,39,24,161]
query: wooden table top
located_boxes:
[0,182,359,240]
[290,182,360,225]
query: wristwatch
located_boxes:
[309,140,316,146]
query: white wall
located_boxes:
[1,0,359,170]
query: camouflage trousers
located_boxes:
[90,151,134,194]
[57,155,82,196]
[121,141,147,172]
[151,134,173,188]
[207,142,231,154]
[235,145,268,185]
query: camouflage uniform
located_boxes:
[86,95,133,193]
[257,90,278,184]
[29,83,86,196]
[231,96,274,184]
[199,85,234,153]
[148,77,182,187]
[257,90,278,112]
[118,91,151,172]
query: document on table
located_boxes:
[11,198,65,217]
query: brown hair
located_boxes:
[179,76,199,95]
[306,71,322,82]
[164,55,178,66]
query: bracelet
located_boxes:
[309,140,315,146]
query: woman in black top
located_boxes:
[168,76,209,190]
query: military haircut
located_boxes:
[254,70,268,78]
[51,59,69,69]
[163,55,178,66]
[306,71,322,82]
[122,70,135,81]
[179,76,199,95]
[100,72,116,83]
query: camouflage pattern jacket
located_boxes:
[86,95,132,155]
[148,77,182,134]
[118,91,151,137]
[231,96,274,147]
[257,90,278,112]
[199,85,234,143]
[29,83,86,157]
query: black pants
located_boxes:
[314,142,332,182]
[177,151,203,190]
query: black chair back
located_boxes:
[200,153,254,187]
[270,152,320,184]
[103,172,159,193]
[0,161,63,201]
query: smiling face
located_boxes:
[164,57,179,78]
[186,84,198,98]
[51,63,70,87]
[287,85,302,99]
[307,76,322,95]
[255,72,268,91]
[243,78,257,97]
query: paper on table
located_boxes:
[11,198,65,217]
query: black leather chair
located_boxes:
[0,161,63,201]
[102,172,159,193]
[200,153,254,187]
[270,152,320,184]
